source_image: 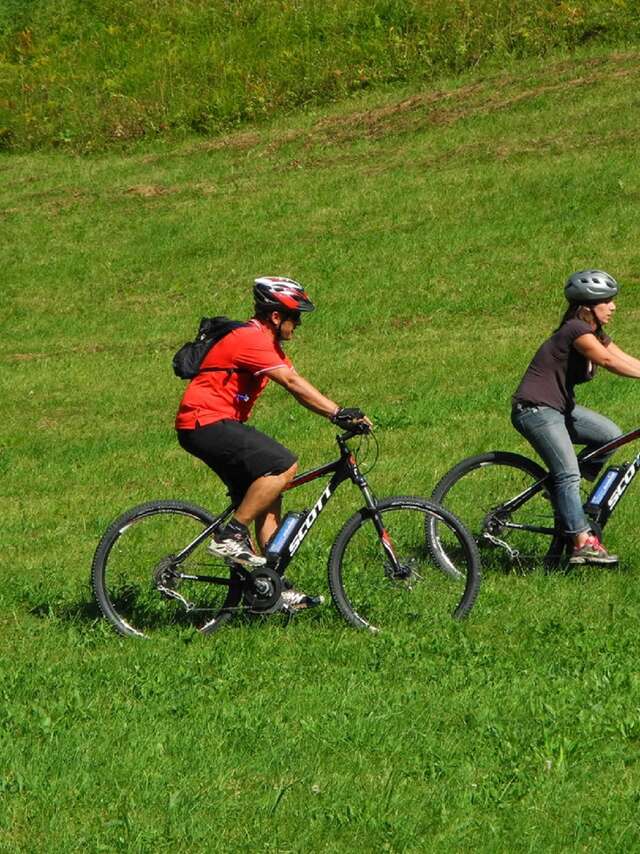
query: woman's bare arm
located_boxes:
[574,334,640,378]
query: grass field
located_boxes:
[3,46,640,851]
[2,0,638,152]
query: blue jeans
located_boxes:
[511,404,622,536]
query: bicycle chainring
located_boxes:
[242,566,283,614]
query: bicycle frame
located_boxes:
[171,431,400,586]
[497,426,640,537]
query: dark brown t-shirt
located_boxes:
[513,319,611,413]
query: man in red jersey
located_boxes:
[176,276,368,609]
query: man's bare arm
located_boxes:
[267,366,339,418]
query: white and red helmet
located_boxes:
[253,276,315,313]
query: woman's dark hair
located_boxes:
[556,304,606,340]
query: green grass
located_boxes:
[1,0,639,151]
[3,47,640,851]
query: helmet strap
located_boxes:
[260,310,286,341]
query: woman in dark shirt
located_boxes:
[512,270,640,564]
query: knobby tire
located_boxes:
[427,452,566,572]
[328,496,481,632]
[91,500,242,638]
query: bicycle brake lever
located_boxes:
[339,423,371,438]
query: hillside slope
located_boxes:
[2,49,640,852]
[1,0,638,151]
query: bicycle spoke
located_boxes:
[92,501,242,638]
[430,455,560,572]
[329,498,480,631]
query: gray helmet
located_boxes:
[564,269,619,304]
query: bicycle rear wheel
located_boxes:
[328,496,480,632]
[91,500,242,638]
[427,452,564,573]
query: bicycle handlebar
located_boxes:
[339,421,371,438]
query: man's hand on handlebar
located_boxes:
[330,407,373,432]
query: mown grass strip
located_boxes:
[1,0,639,151]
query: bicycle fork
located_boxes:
[353,469,406,577]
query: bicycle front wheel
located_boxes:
[328,496,480,632]
[91,500,242,638]
[428,452,564,573]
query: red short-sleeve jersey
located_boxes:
[175,319,293,429]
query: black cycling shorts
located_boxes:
[177,419,297,505]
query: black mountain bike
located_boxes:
[426,427,640,573]
[92,425,481,638]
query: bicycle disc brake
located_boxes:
[384,558,415,582]
[242,566,283,614]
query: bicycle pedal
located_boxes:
[279,601,295,615]
[277,600,299,625]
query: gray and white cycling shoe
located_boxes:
[207,523,266,567]
[280,588,325,611]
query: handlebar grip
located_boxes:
[340,422,371,437]
[331,407,368,431]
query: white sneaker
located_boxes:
[280,588,325,610]
[207,534,266,567]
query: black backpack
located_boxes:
[172,316,249,379]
